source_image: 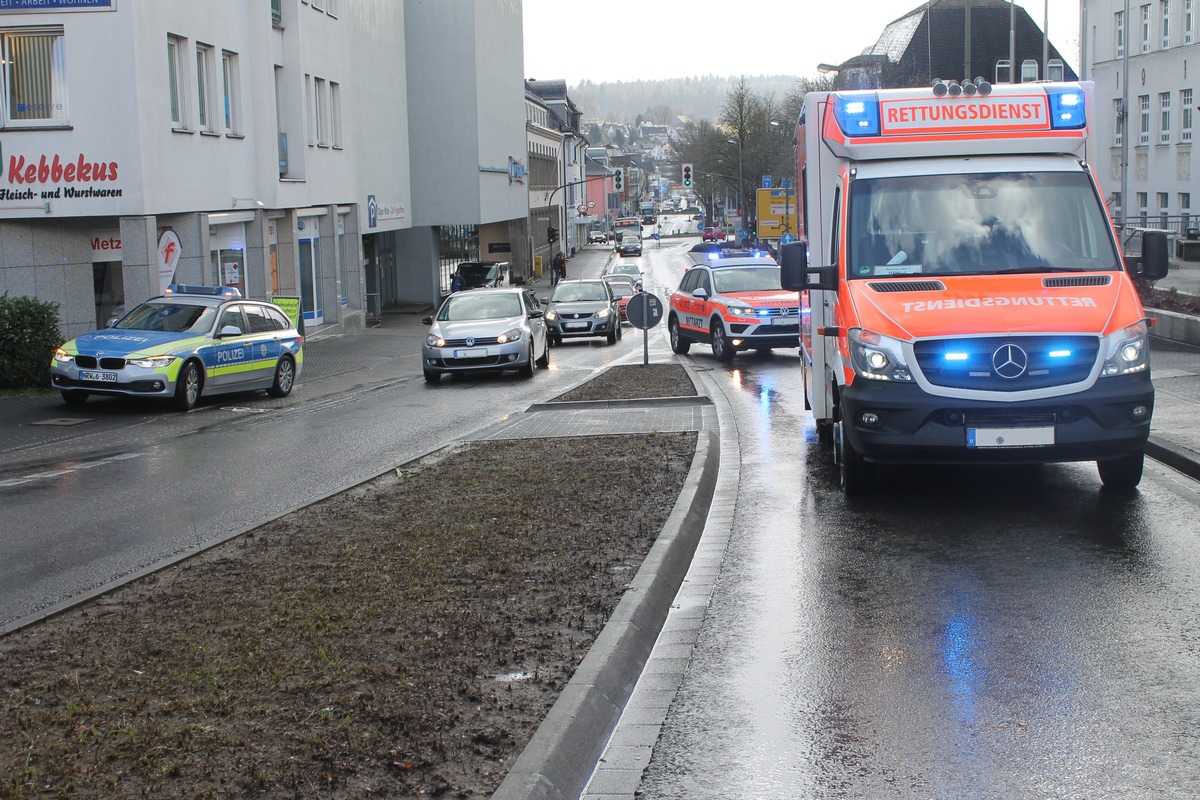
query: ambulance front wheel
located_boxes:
[1097,448,1144,490]
[669,316,691,354]
[834,419,875,495]
[710,322,736,363]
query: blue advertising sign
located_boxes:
[0,0,115,10]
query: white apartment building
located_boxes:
[1082,0,1197,236]
[0,0,528,340]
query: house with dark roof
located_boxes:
[832,0,1078,90]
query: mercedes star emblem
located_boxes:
[992,343,1029,379]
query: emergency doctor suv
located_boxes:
[51,285,304,411]
[780,80,1169,494]
[669,252,800,362]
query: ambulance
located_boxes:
[779,80,1169,494]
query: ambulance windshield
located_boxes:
[847,172,1120,279]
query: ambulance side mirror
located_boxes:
[1130,230,1169,282]
[781,240,837,291]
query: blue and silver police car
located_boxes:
[50,285,304,411]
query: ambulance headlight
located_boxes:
[727,305,754,317]
[126,354,177,369]
[849,328,913,382]
[1101,322,1149,376]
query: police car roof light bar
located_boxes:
[166,284,242,298]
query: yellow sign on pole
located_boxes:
[756,187,796,239]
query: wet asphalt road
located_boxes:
[629,256,1200,798]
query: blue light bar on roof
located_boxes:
[833,94,881,137]
[1047,88,1086,130]
[166,284,242,298]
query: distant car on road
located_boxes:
[541,279,622,345]
[601,276,638,321]
[702,227,726,242]
[421,287,548,382]
[50,284,304,411]
[604,262,644,290]
[587,230,607,244]
[618,234,642,257]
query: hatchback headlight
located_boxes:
[1101,322,1149,376]
[126,354,177,369]
[426,333,446,347]
[496,327,523,344]
[848,328,913,382]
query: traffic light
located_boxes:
[612,168,625,192]
[682,163,693,187]
[547,226,558,244]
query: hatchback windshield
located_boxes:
[712,267,783,294]
[847,171,1120,278]
[437,292,522,320]
[553,283,609,302]
[116,301,217,333]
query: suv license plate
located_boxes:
[79,371,118,383]
[967,426,1054,448]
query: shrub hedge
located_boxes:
[0,294,62,390]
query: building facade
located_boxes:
[1081,0,1197,235]
[0,0,529,340]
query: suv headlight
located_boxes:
[545,309,559,321]
[727,305,754,317]
[596,307,611,319]
[126,354,177,369]
[1101,321,1149,376]
[496,327,523,344]
[848,328,913,382]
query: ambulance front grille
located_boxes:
[913,335,1100,391]
[1042,275,1113,288]
[867,280,946,293]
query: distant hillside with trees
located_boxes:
[569,75,804,126]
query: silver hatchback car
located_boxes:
[421,288,549,382]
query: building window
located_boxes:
[1162,0,1172,46]
[1142,3,1152,50]
[1160,92,1171,143]
[314,76,326,145]
[1137,192,1149,226]
[1181,192,1192,231]
[1139,95,1150,144]
[1116,10,1126,55]
[1020,59,1038,82]
[1183,89,1194,141]
[1114,99,1124,145]
[1187,0,1195,42]
[222,51,240,134]
[196,43,215,132]
[1111,192,1123,223]
[2,26,68,128]
[271,0,283,27]
[1158,192,1170,227]
[167,34,187,128]
[330,81,342,147]
[304,73,314,145]
[326,0,339,16]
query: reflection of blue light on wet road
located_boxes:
[941,610,980,721]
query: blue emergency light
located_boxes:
[166,284,242,298]
[1047,88,1086,129]
[833,95,881,137]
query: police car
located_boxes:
[668,252,800,362]
[50,285,304,411]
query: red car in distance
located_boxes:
[702,227,726,242]
[602,276,638,321]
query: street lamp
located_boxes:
[726,137,743,233]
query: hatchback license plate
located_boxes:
[79,370,118,383]
[454,348,488,358]
[967,426,1055,448]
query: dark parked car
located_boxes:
[541,279,622,345]
[456,261,511,289]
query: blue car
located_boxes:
[50,285,304,411]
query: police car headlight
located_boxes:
[496,327,523,344]
[52,347,75,364]
[849,328,913,382]
[1101,322,1149,376]
[727,305,754,317]
[426,334,446,348]
[126,354,177,369]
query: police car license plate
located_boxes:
[967,426,1055,448]
[454,348,488,358]
[79,371,118,383]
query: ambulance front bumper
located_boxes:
[840,372,1154,465]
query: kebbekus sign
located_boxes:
[1,150,123,203]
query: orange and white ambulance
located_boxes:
[779,80,1169,494]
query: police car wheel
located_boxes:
[61,390,89,407]
[173,361,202,411]
[267,356,296,398]
[711,323,736,363]
[669,316,690,354]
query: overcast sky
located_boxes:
[522,0,1080,85]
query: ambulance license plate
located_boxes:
[79,371,118,383]
[967,426,1055,448]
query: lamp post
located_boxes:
[726,137,743,233]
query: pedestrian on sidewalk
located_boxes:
[551,251,567,285]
